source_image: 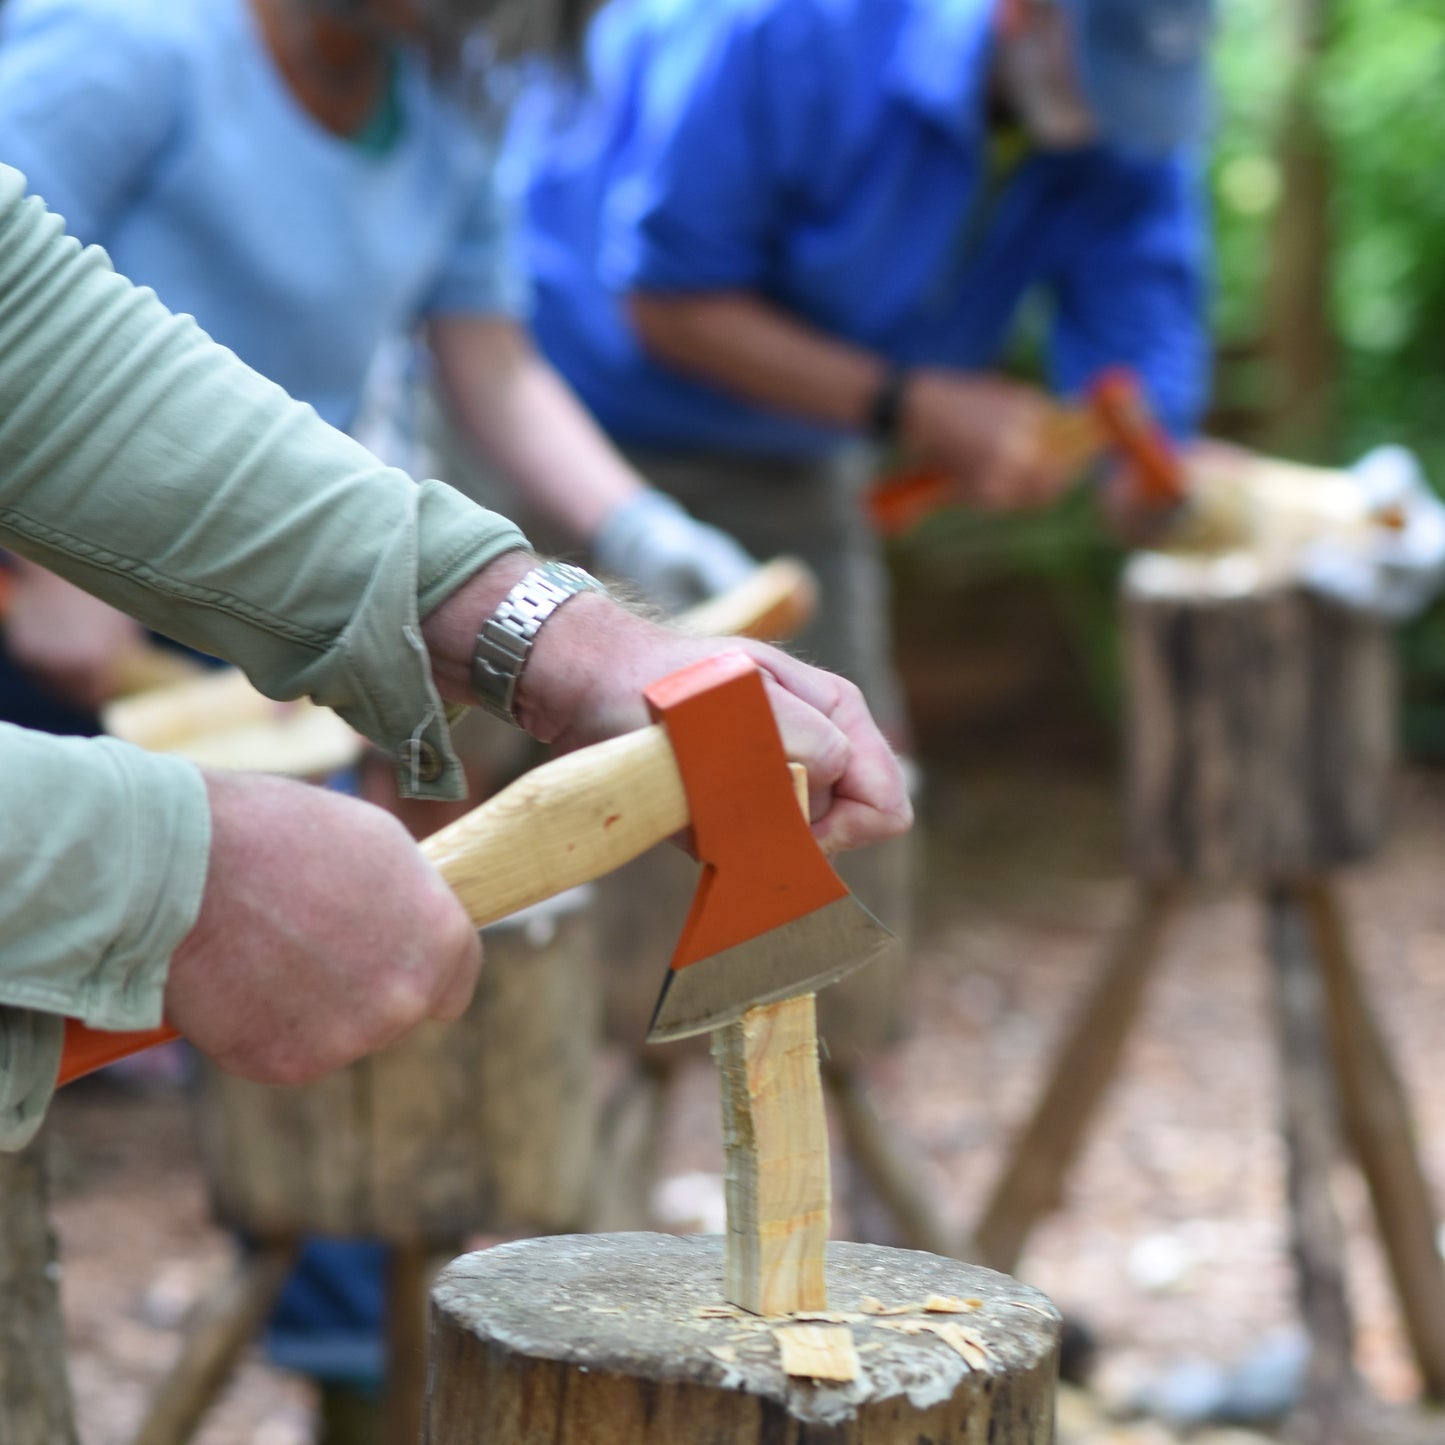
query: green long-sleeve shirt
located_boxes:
[0,164,527,1148]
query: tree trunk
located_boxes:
[1261,0,1339,459]
[424,1233,1059,1444]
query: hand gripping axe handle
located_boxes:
[58,652,893,1082]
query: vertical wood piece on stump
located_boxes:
[1124,568,1394,883]
[0,1140,77,1445]
[714,762,830,1317]
[716,994,831,1315]
[424,1233,1060,1445]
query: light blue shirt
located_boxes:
[506,0,1210,456]
[0,0,525,431]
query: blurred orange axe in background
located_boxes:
[864,366,1186,536]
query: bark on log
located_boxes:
[1124,568,1394,883]
[0,1138,77,1445]
[197,890,600,1241]
[423,1233,1060,1444]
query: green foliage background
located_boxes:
[896,0,1445,750]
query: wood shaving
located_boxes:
[707,1345,738,1364]
[789,1310,866,1324]
[859,1296,920,1316]
[872,1319,928,1335]
[695,1305,740,1318]
[775,1324,860,1382]
[1003,1299,1057,1319]
[926,1322,994,1371]
[923,1295,980,1314]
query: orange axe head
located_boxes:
[643,652,895,1043]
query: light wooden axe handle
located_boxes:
[98,557,817,763]
[58,724,692,1085]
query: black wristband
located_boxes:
[865,367,910,443]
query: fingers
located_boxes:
[166,773,485,1086]
[748,643,913,853]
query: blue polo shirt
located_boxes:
[0,0,523,432]
[506,0,1210,457]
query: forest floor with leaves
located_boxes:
[42,760,1445,1443]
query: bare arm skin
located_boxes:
[630,290,1075,510]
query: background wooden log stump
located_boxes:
[1124,558,1395,883]
[424,1233,1059,1444]
[197,888,600,1242]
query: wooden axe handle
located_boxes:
[675,557,818,642]
[59,723,691,1085]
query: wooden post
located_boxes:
[1265,887,1362,1441]
[0,1138,77,1445]
[423,1233,1059,1444]
[1300,878,1445,1401]
[133,1243,299,1445]
[969,880,1182,1274]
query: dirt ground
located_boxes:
[40,760,1445,1443]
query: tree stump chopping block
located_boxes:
[1124,557,1394,883]
[197,888,600,1242]
[423,1233,1060,1444]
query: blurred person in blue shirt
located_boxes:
[504,0,1215,1084]
[0,0,756,739]
[508,0,1214,739]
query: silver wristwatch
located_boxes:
[470,559,607,725]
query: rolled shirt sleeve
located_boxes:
[0,165,527,796]
[0,726,210,1149]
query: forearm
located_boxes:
[430,316,644,539]
[628,291,886,431]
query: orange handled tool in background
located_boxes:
[864,366,1187,536]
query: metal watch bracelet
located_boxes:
[469,559,608,725]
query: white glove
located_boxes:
[592,489,759,612]
[1302,447,1445,620]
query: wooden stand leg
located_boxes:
[1265,886,1362,1441]
[383,1244,455,1445]
[822,1059,955,1258]
[133,1240,299,1445]
[1299,878,1445,1401]
[968,881,1181,1273]
[424,1234,1060,1444]
[0,1137,77,1445]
